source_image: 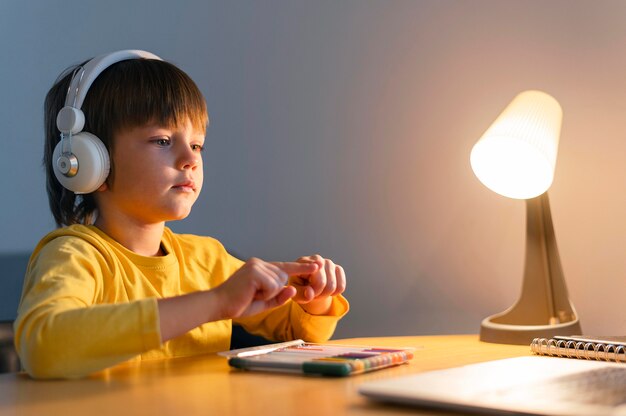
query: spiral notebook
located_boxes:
[218,339,415,377]
[531,335,626,362]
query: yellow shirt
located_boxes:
[14,225,349,379]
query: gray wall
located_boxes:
[1,1,625,337]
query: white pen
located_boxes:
[218,339,305,358]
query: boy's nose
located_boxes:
[178,146,201,170]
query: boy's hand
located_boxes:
[289,254,347,315]
[216,258,319,319]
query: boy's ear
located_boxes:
[96,182,109,192]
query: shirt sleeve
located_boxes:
[233,295,350,343]
[13,237,162,379]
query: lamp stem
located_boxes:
[514,193,574,324]
[538,193,560,323]
[479,192,581,344]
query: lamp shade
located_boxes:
[470,90,562,199]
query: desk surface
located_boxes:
[0,335,530,415]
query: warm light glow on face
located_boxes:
[470,90,562,200]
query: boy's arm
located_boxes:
[16,245,318,378]
[14,240,162,379]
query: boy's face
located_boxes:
[96,118,205,224]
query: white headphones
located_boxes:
[53,49,162,194]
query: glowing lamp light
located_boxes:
[471,90,581,345]
[470,90,562,199]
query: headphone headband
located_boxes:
[57,49,162,134]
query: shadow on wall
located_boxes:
[0,253,29,321]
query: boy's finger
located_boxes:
[253,271,282,301]
[276,286,297,304]
[319,260,337,297]
[289,284,314,303]
[334,265,346,296]
[270,261,319,276]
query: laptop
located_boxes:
[359,356,626,415]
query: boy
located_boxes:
[14,50,349,379]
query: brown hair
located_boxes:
[44,57,208,226]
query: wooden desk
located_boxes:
[0,335,530,415]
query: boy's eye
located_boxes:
[191,144,204,152]
[154,137,170,146]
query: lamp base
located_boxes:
[480,314,582,345]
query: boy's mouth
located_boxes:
[172,181,196,192]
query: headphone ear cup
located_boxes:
[52,132,110,194]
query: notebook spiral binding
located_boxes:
[531,337,626,363]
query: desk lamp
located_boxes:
[470,90,581,345]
